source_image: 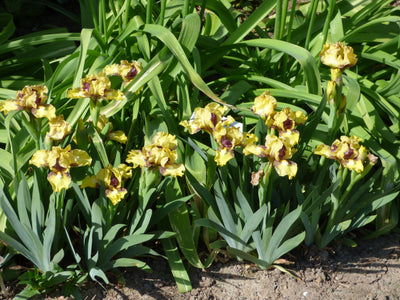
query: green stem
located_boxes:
[22,115,40,149]
[304,0,319,50]
[107,201,118,226]
[110,0,122,33]
[158,0,167,25]
[340,163,374,204]
[88,0,99,30]
[280,0,289,38]
[123,0,132,29]
[286,0,297,43]
[258,162,274,208]
[326,165,346,230]
[282,0,297,82]
[146,0,153,24]
[182,0,190,18]
[321,0,335,45]
[327,69,344,138]
[53,190,65,251]
[274,0,283,41]
[138,168,160,213]
[90,100,101,129]
[199,0,207,28]
[100,0,107,35]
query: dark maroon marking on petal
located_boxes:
[279,145,287,160]
[283,119,293,130]
[210,113,218,126]
[110,175,119,188]
[125,67,137,81]
[31,89,42,106]
[83,82,91,93]
[53,159,67,172]
[344,148,354,159]
[221,136,232,149]
[331,144,338,151]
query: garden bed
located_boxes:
[1,1,400,299]
[3,233,399,299]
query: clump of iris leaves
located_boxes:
[0,0,399,298]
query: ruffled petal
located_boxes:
[126,150,147,168]
[32,104,56,119]
[104,89,124,101]
[106,188,127,205]
[30,150,50,168]
[273,160,298,180]
[81,175,99,189]
[67,88,87,99]
[215,148,234,166]
[48,172,71,192]
[0,100,20,114]
[47,115,71,140]
[107,130,128,143]
[342,159,364,173]
[160,163,185,177]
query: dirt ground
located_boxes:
[3,232,399,300]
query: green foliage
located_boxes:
[1,0,400,298]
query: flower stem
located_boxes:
[258,162,274,208]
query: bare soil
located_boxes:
[3,233,400,300]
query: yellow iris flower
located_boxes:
[251,90,277,123]
[268,107,307,132]
[243,132,299,180]
[126,132,185,177]
[103,60,142,82]
[67,72,124,102]
[180,103,229,134]
[250,91,307,131]
[46,115,72,141]
[81,164,132,205]
[314,135,377,173]
[30,145,92,192]
[319,42,358,70]
[0,85,56,119]
[212,116,248,166]
[182,103,262,166]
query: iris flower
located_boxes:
[46,115,72,141]
[181,103,259,166]
[267,107,307,132]
[67,72,124,102]
[30,145,92,192]
[243,133,299,180]
[251,90,277,124]
[211,116,257,166]
[103,60,142,83]
[251,91,307,131]
[81,164,132,205]
[314,135,378,173]
[0,85,56,119]
[126,132,185,177]
[319,42,358,70]
[180,103,228,134]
